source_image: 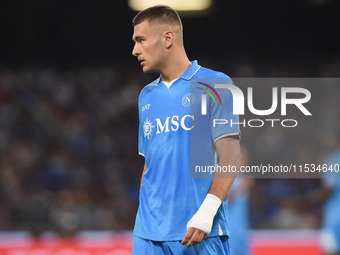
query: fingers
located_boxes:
[197,231,206,243]
[181,227,195,246]
[181,227,206,248]
[186,229,200,248]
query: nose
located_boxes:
[132,43,141,56]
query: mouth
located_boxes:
[138,59,145,66]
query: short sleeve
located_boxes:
[209,77,241,143]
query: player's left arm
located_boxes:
[209,135,240,200]
[181,136,241,248]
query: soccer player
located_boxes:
[321,148,340,255]
[289,131,340,255]
[319,132,340,255]
[131,5,241,254]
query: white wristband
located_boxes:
[186,194,222,235]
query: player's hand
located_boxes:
[181,227,207,248]
[181,194,221,248]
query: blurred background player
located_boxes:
[320,130,340,255]
[289,129,340,255]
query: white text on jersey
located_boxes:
[155,115,194,134]
[142,104,151,111]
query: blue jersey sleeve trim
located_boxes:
[214,132,240,144]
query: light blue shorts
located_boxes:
[321,226,340,254]
[132,235,230,255]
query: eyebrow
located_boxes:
[133,35,146,42]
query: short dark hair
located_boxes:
[132,5,182,28]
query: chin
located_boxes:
[143,66,158,74]
[142,67,150,73]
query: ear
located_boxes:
[164,31,175,49]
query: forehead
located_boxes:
[132,21,152,39]
[133,20,159,40]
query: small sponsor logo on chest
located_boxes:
[142,104,151,111]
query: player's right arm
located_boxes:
[140,162,147,187]
[182,136,241,248]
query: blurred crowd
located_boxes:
[0,65,151,235]
[0,57,339,235]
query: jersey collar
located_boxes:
[181,60,201,80]
[156,60,201,84]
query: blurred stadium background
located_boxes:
[0,0,339,254]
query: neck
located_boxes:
[160,50,191,82]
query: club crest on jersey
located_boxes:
[143,118,154,139]
[182,93,195,107]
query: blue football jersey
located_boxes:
[134,60,241,241]
[323,149,340,228]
